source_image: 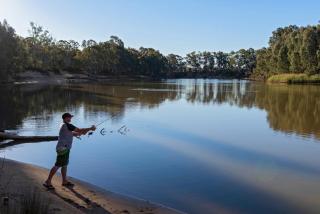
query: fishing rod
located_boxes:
[76,117,129,140]
[75,118,110,140]
[86,117,115,137]
[95,118,110,127]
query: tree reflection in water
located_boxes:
[1,80,319,140]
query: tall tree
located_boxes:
[0,19,21,79]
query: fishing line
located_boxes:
[82,116,130,139]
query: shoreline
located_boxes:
[0,158,182,214]
[267,73,320,84]
[1,70,248,85]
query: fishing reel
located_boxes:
[87,128,106,138]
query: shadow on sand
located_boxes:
[48,186,111,214]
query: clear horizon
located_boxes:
[0,0,319,55]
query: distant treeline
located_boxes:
[254,24,320,79]
[1,19,320,81]
[0,20,256,80]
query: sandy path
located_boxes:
[0,158,181,214]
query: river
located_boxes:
[1,79,320,213]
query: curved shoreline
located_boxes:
[0,158,182,214]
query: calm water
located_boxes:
[1,79,320,214]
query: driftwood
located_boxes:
[0,132,58,142]
[0,140,44,149]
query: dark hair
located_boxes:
[62,113,73,119]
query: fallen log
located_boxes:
[0,140,43,149]
[0,132,58,142]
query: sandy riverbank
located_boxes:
[0,158,181,214]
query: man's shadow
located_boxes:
[48,186,111,214]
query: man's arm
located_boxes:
[73,125,96,136]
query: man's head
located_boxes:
[62,113,73,123]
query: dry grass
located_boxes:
[20,190,51,214]
[0,155,50,214]
[267,73,320,84]
[0,189,51,214]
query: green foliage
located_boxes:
[183,49,255,76]
[254,24,320,78]
[0,20,21,80]
[166,54,186,73]
[0,20,256,80]
[2,20,320,81]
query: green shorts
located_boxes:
[55,149,70,167]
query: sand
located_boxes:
[0,158,181,214]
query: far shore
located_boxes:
[0,158,181,214]
[5,71,156,85]
[5,70,320,87]
[1,70,246,85]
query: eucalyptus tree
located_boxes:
[0,19,21,79]
[166,54,185,73]
[254,24,320,77]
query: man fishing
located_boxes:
[43,113,96,190]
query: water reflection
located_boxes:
[1,80,320,140]
[2,79,320,213]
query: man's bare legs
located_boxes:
[45,165,70,186]
[45,165,60,185]
[61,166,69,184]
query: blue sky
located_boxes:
[0,0,319,55]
